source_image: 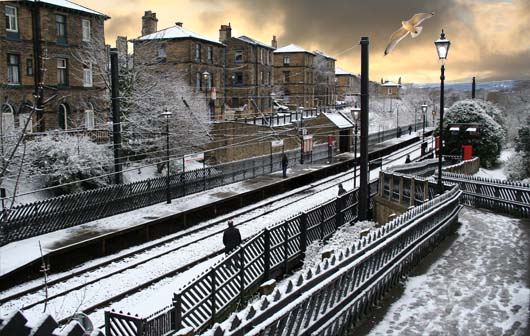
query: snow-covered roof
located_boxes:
[335,67,355,76]
[236,36,274,49]
[24,0,108,18]
[323,112,354,129]
[274,44,315,55]
[136,24,224,45]
[313,50,336,60]
[381,81,400,87]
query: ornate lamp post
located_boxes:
[434,29,451,194]
[352,103,360,188]
[421,103,428,141]
[161,109,173,204]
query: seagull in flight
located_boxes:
[384,12,435,56]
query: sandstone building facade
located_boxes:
[0,0,109,132]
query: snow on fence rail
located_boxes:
[442,172,530,218]
[0,123,416,247]
[216,176,462,336]
[104,180,380,336]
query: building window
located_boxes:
[83,63,92,87]
[5,6,18,32]
[195,44,201,61]
[1,104,15,133]
[283,71,290,83]
[196,72,201,89]
[7,54,20,84]
[56,14,67,45]
[387,88,392,95]
[260,49,263,64]
[260,71,264,84]
[85,106,94,130]
[157,44,166,62]
[207,46,213,63]
[82,19,91,42]
[234,50,243,63]
[57,58,68,86]
[58,103,68,130]
[26,58,33,76]
[234,72,243,86]
[283,56,290,66]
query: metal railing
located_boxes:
[442,172,530,218]
[231,107,328,127]
[205,173,462,335]
[104,180,380,336]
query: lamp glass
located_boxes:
[421,104,428,114]
[434,31,451,60]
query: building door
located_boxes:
[339,129,349,153]
[58,103,69,130]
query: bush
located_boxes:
[26,133,113,194]
[443,99,506,168]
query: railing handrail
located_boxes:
[443,171,530,190]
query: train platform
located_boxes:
[0,130,427,284]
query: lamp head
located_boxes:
[434,29,451,62]
[421,104,428,114]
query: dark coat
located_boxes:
[223,226,242,253]
[338,186,346,196]
[282,154,288,168]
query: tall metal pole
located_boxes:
[353,122,358,188]
[358,37,369,221]
[414,107,417,131]
[110,48,123,184]
[422,113,426,141]
[471,76,476,99]
[300,112,304,164]
[31,0,44,131]
[165,115,171,204]
[437,64,445,194]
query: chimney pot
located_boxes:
[175,22,183,27]
[141,10,158,36]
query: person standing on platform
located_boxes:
[282,153,289,178]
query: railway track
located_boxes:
[0,138,427,326]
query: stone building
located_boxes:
[132,12,226,121]
[0,0,109,132]
[377,78,401,98]
[219,24,275,117]
[273,44,316,108]
[313,50,336,107]
[335,67,360,101]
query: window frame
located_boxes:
[82,19,91,42]
[283,71,290,83]
[234,72,243,86]
[283,55,290,66]
[5,5,18,32]
[83,63,93,87]
[56,58,68,86]
[157,44,167,62]
[7,54,20,84]
[56,14,67,45]
[195,44,201,61]
[26,58,33,76]
[234,50,243,64]
[207,46,213,63]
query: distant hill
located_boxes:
[413,80,517,91]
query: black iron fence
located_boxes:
[231,107,328,127]
[104,179,380,336]
[442,172,530,218]
[212,174,462,335]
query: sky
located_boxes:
[76,0,530,83]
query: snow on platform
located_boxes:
[366,207,530,335]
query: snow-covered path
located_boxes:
[366,207,530,335]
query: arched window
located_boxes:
[1,103,15,133]
[85,102,95,129]
[58,103,69,130]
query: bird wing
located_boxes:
[408,12,435,27]
[384,27,409,56]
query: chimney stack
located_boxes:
[175,22,183,27]
[219,23,232,43]
[116,36,128,65]
[141,11,158,36]
[271,35,277,49]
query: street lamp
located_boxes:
[161,109,173,204]
[351,103,360,189]
[434,29,451,194]
[202,71,210,118]
[421,103,428,141]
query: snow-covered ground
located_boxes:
[474,147,514,180]
[366,207,530,335]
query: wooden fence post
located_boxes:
[173,294,182,331]
[284,224,289,274]
[239,247,245,298]
[263,229,271,281]
[210,269,216,325]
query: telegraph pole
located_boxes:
[31,0,44,131]
[358,37,369,221]
[471,76,476,99]
[110,48,123,184]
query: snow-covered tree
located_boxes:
[121,65,211,173]
[25,133,113,194]
[504,116,530,180]
[443,99,506,167]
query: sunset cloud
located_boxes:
[76,0,530,83]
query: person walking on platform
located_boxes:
[223,220,242,255]
[408,125,412,135]
[405,154,411,163]
[282,153,289,178]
